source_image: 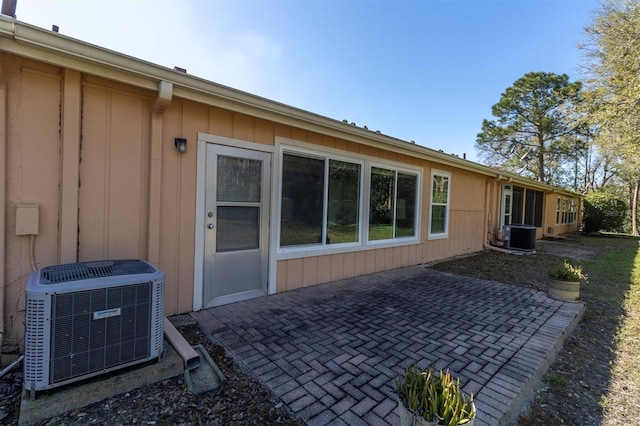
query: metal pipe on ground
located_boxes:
[0,354,22,378]
[164,317,200,371]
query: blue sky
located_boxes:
[16,0,600,161]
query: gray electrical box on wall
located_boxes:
[16,204,39,235]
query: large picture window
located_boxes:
[278,144,421,253]
[429,170,450,239]
[280,152,361,247]
[368,167,418,241]
[280,154,325,246]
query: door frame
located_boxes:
[500,184,512,231]
[193,133,276,311]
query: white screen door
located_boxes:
[203,144,270,308]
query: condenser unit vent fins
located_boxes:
[509,225,536,251]
[50,283,152,385]
[40,259,156,284]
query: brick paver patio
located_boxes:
[191,265,584,425]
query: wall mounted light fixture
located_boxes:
[174,138,187,153]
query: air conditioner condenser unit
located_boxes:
[24,259,165,395]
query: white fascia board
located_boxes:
[0,17,582,199]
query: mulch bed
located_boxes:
[1,324,302,425]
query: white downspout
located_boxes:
[483,174,513,254]
[147,81,172,266]
[0,58,7,353]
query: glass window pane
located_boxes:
[395,173,416,237]
[327,160,360,244]
[369,167,395,240]
[217,156,261,202]
[216,206,259,252]
[431,205,446,234]
[430,173,449,236]
[432,175,449,204]
[280,154,325,246]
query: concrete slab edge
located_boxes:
[497,301,586,426]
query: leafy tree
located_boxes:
[580,0,640,235]
[476,72,582,183]
[583,191,627,234]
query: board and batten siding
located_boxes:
[79,81,151,263]
[1,53,487,349]
[2,56,63,346]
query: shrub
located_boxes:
[583,192,626,234]
[549,260,585,282]
[396,365,475,425]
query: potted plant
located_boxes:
[548,260,585,301]
[396,365,475,426]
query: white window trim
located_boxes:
[500,185,512,231]
[277,144,365,257]
[275,137,422,259]
[556,197,578,225]
[428,169,451,240]
[365,162,422,246]
[556,198,564,225]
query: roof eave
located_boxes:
[0,17,582,198]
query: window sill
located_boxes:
[277,238,420,260]
[427,233,448,240]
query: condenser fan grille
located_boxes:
[49,282,152,384]
[40,259,156,284]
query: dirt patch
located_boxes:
[431,250,564,292]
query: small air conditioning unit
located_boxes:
[24,259,165,395]
[509,225,537,251]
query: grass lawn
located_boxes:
[587,237,640,424]
[522,235,640,425]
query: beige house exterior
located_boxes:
[0,18,581,355]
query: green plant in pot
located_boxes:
[548,260,585,301]
[396,365,475,426]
